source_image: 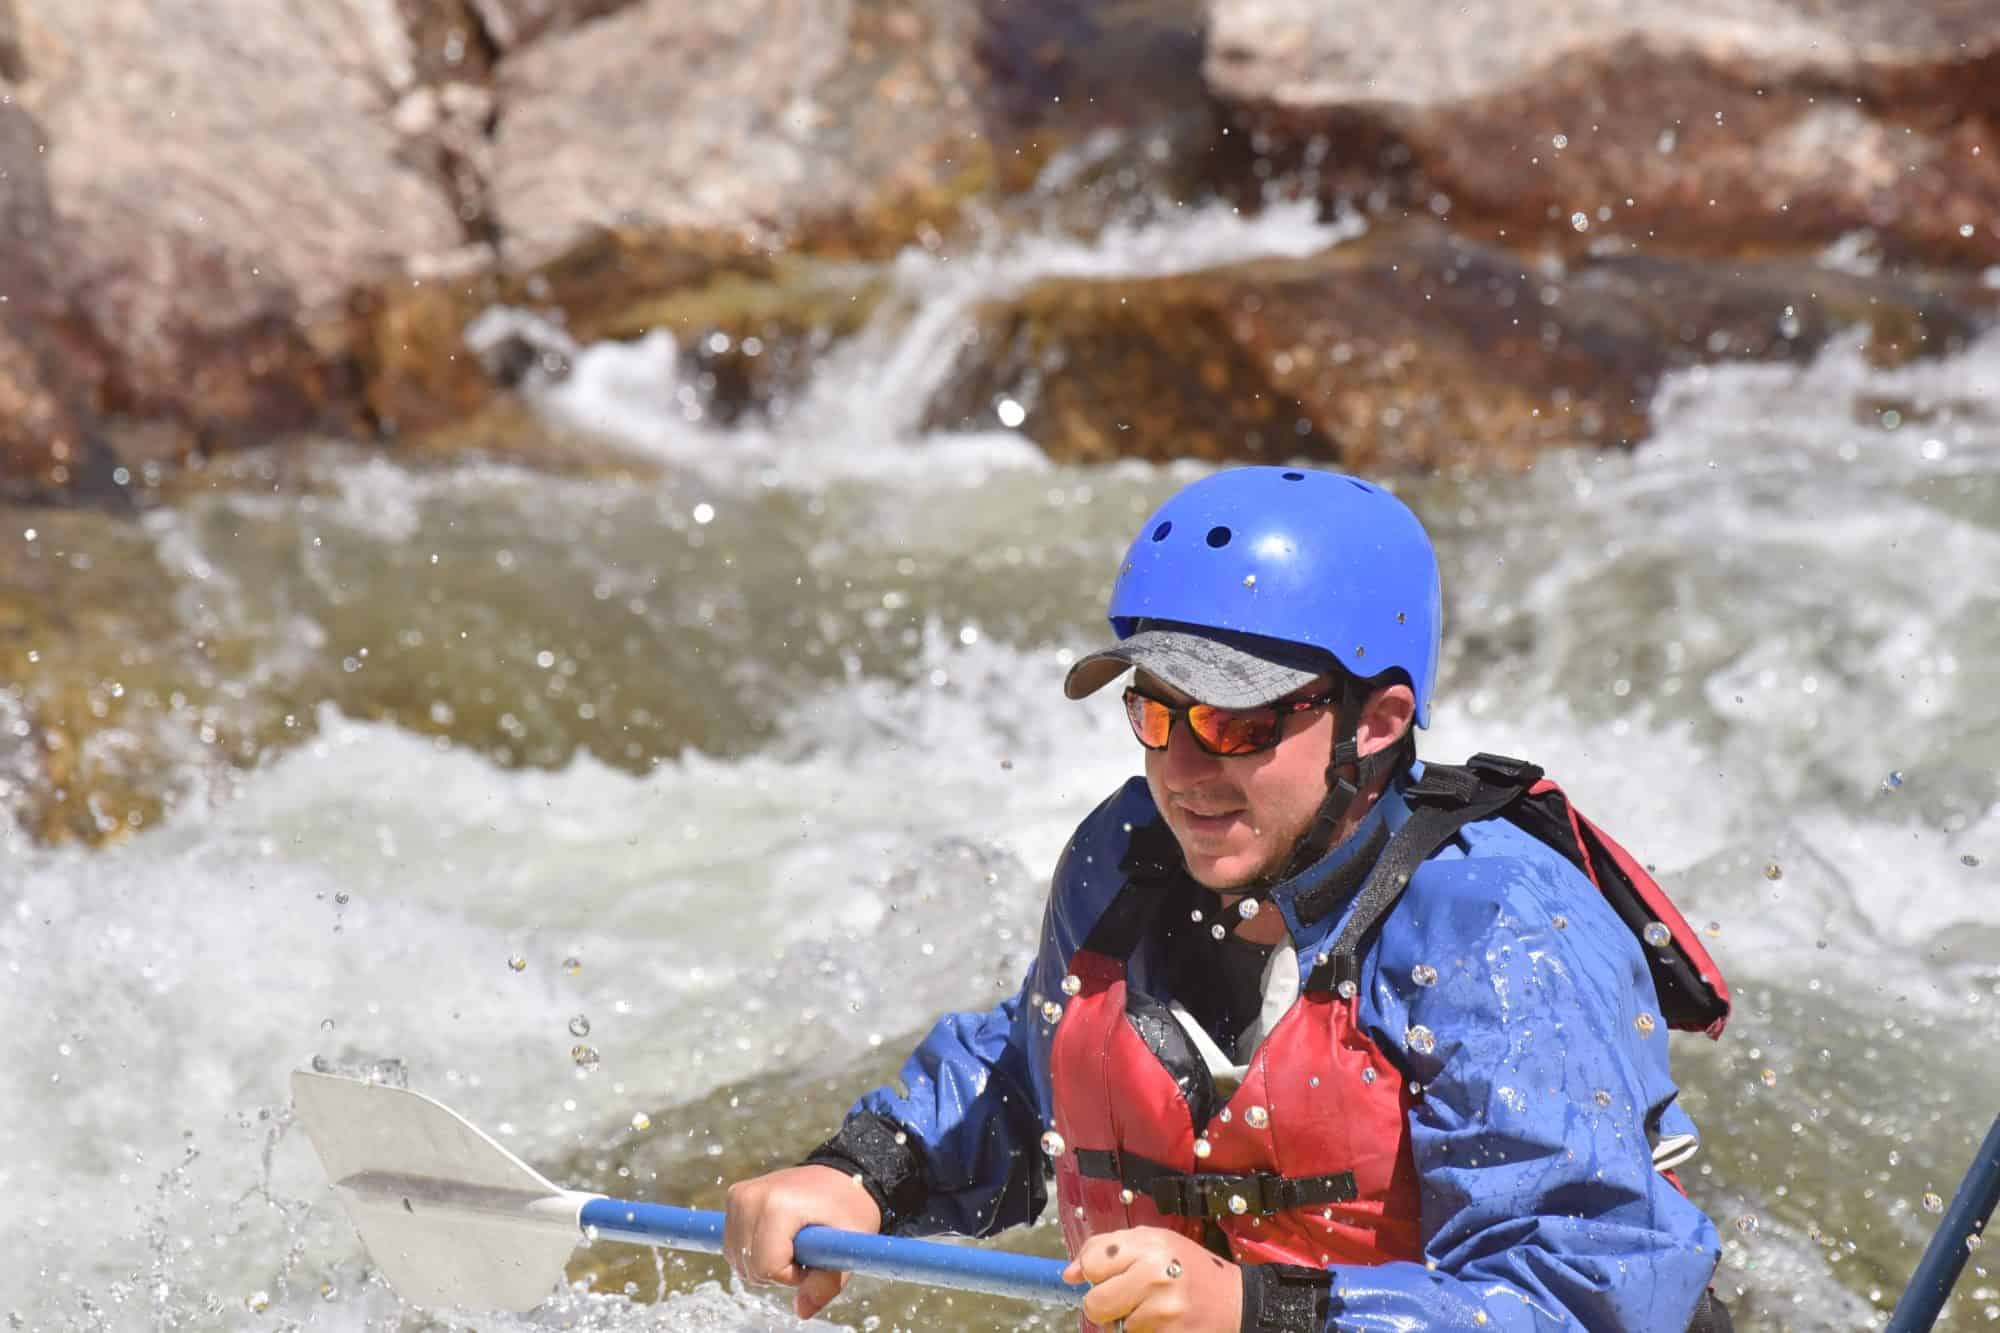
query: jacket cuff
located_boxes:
[800,1111,930,1233]
[1239,1263,1333,1333]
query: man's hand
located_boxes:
[722,1164,884,1319]
[1062,1226,1242,1332]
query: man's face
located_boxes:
[1135,669,1338,891]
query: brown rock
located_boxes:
[468,0,639,52]
[488,0,995,268]
[8,0,466,461]
[924,224,1992,470]
[0,100,121,501]
[1204,0,2000,267]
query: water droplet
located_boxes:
[1336,979,1359,1000]
[507,954,528,972]
[1210,923,1227,940]
[563,956,582,975]
[1923,1192,1945,1214]
[1962,854,1982,868]
[1594,1089,1612,1107]
[1227,1193,1249,1215]
[1242,573,1258,589]
[570,1044,600,1072]
[1642,922,1672,949]
[1884,770,1905,790]
[1041,1130,1067,1156]
[1219,1108,1232,1123]
[1411,963,1438,987]
[1763,863,1783,881]
[1960,223,1976,238]
[1634,1013,1657,1036]
[1553,133,1570,149]
[692,502,716,525]
[246,1291,271,1313]
[1361,1067,1377,1084]
[1120,1187,1136,1204]
[1570,211,1590,232]
[1704,920,1722,938]
[995,397,1026,428]
[630,1111,652,1131]
[1309,1075,1322,1088]
[1408,1080,1425,1097]
[1965,1232,1982,1251]
[1041,1000,1063,1023]
[1060,973,1082,996]
[568,1014,591,1038]
[1237,898,1261,920]
[1190,909,1204,923]
[1551,914,1568,930]
[1761,1069,1778,1087]
[1194,1137,1213,1159]
[334,891,350,906]
[319,1018,335,1032]
[1736,1214,1759,1235]
[1406,1025,1437,1055]
[1245,1105,1269,1129]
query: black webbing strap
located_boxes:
[1307,755,1542,995]
[1076,1148,1358,1219]
[1291,819,1390,926]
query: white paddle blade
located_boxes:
[292,1070,594,1314]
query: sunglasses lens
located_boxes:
[1124,692,1173,749]
[1188,704,1278,756]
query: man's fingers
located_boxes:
[1069,1229,1140,1285]
[1079,1266,1150,1327]
[794,1267,849,1319]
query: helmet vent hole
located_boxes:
[1205,526,1232,548]
[1281,471,1305,481]
[1151,521,1173,542]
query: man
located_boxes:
[726,466,1729,1331]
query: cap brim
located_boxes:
[1063,628,1327,708]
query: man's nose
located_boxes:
[1159,714,1221,785]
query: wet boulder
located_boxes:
[923,223,1993,470]
[1203,0,2000,268]
[4,0,469,462]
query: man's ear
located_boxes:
[1356,683,1416,759]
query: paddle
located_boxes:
[1884,1112,2000,1333]
[291,1070,1086,1313]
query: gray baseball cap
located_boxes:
[1063,622,1336,708]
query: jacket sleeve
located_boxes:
[808,781,1153,1239]
[831,987,1050,1238]
[1321,852,1722,1332]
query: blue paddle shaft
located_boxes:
[1884,1114,2000,1333]
[577,1197,1086,1307]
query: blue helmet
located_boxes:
[1086,467,1441,727]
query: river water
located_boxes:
[3,201,1997,1331]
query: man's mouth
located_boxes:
[1173,799,1244,824]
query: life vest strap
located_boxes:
[1313,756,1536,993]
[1075,1148,1359,1218]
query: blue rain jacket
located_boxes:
[851,768,1723,1330]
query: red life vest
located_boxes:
[1046,753,1730,1330]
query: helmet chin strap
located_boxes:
[1280,675,1406,883]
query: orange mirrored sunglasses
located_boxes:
[1122,686,1338,757]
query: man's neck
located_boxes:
[1220,777,1391,946]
